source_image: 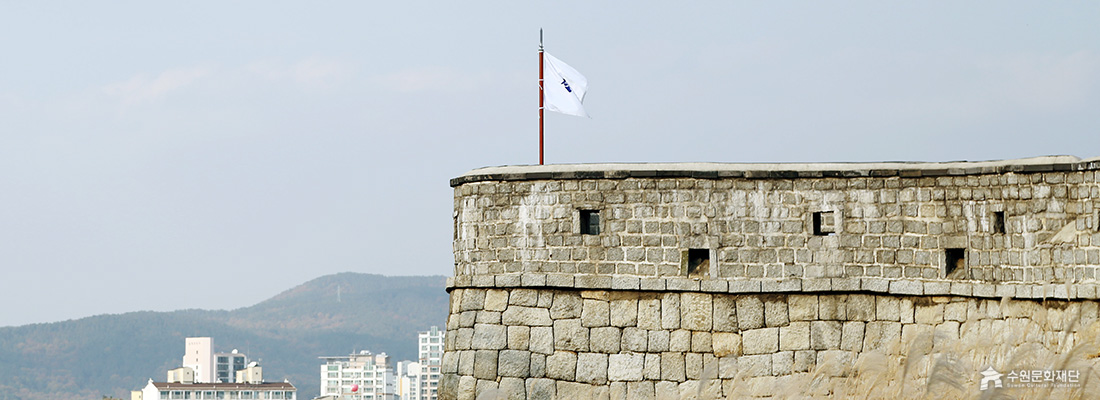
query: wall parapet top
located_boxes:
[446,273,1100,301]
[451,155,1100,186]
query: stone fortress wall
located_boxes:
[440,156,1100,399]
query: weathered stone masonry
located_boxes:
[442,156,1100,399]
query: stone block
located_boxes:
[779,321,810,351]
[691,331,713,353]
[793,350,816,373]
[576,274,613,289]
[900,298,915,323]
[764,297,790,327]
[475,311,501,324]
[455,328,474,350]
[669,329,692,352]
[556,381,609,400]
[545,351,576,380]
[772,351,794,375]
[914,303,944,324]
[863,321,902,350]
[499,274,523,287]
[590,327,622,353]
[737,296,765,329]
[498,350,531,377]
[655,381,678,399]
[525,378,556,400]
[924,281,950,295]
[647,329,670,352]
[553,318,589,352]
[507,326,530,350]
[520,273,547,287]
[810,321,842,350]
[701,279,729,293]
[484,289,509,311]
[840,321,864,351]
[712,295,738,331]
[610,382,626,400]
[577,352,609,385]
[667,278,701,291]
[712,332,742,357]
[661,352,686,381]
[611,276,641,290]
[876,296,901,321]
[637,298,661,330]
[729,279,762,293]
[458,375,476,400]
[621,327,647,352]
[643,353,661,380]
[831,278,859,291]
[742,327,780,355]
[509,288,539,306]
[608,353,645,381]
[473,349,498,380]
[582,299,611,327]
[802,278,831,292]
[861,277,888,292]
[498,377,526,400]
[460,289,486,311]
[529,326,554,354]
[627,381,655,400]
[529,353,546,378]
[639,278,665,291]
[550,292,582,319]
[502,306,552,326]
[472,323,507,350]
[459,350,475,375]
[818,295,846,320]
[945,301,967,322]
[442,351,459,374]
[788,294,818,321]
[681,292,713,331]
[718,355,738,379]
[476,377,498,399]
[740,354,772,377]
[684,352,703,380]
[889,279,923,295]
[546,274,574,288]
[846,294,875,321]
[459,311,477,328]
[610,299,639,327]
[661,293,681,329]
[473,275,495,287]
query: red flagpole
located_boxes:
[539,29,545,165]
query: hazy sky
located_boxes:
[2,2,1099,327]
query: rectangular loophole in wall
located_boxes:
[945,248,965,277]
[579,210,600,235]
[992,211,1005,234]
[812,211,835,235]
[685,248,709,277]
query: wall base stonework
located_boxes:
[440,275,1100,399]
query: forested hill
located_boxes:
[0,273,449,400]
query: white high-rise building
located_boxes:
[415,326,444,400]
[319,351,395,400]
[395,361,422,400]
[181,337,251,383]
[182,337,214,383]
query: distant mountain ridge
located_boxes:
[0,273,449,400]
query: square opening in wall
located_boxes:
[993,211,1005,234]
[945,248,966,277]
[685,248,709,277]
[812,211,836,235]
[579,210,600,235]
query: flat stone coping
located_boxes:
[446,273,1100,301]
[452,155,1100,186]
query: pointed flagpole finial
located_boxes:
[539,28,544,51]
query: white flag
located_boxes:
[543,52,589,117]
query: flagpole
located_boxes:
[538,29,545,165]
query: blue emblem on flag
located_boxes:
[561,79,572,93]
